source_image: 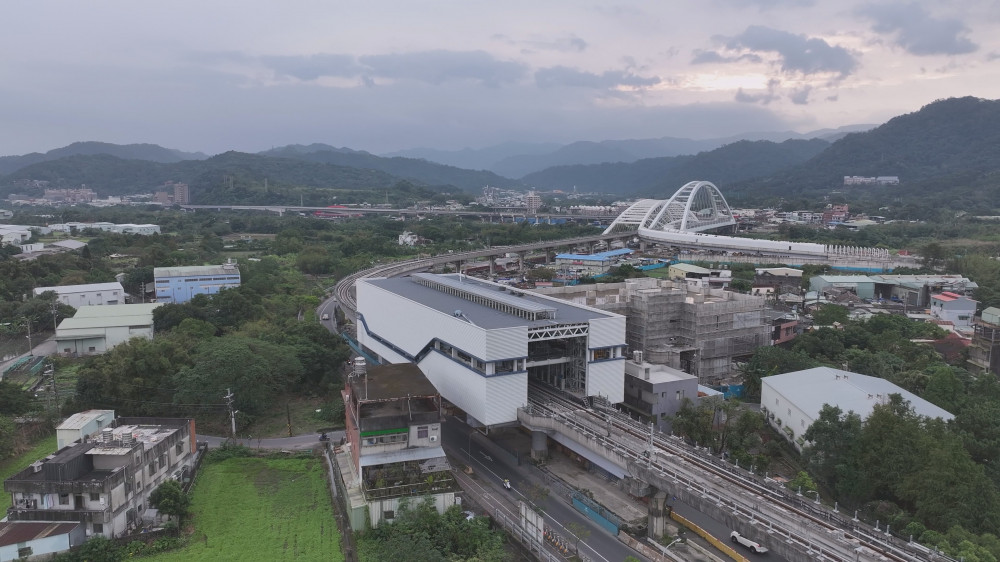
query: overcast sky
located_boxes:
[2,1,997,156]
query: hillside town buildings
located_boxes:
[337,360,457,528]
[4,411,197,539]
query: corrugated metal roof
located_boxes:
[555,249,632,261]
[72,303,162,318]
[58,314,155,330]
[763,367,953,421]
[365,274,614,330]
[57,410,115,430]
[670,263,711,273]
[34,282,123,295]
[0,521,80,547]
[154,264,239,278]
[814,275,874,283]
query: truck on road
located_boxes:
[730,531,768,554]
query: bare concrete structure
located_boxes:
[535,278,770,383]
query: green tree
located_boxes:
[739,346,820,400]
[729,279,752,293]
[150,479,190,522]
[0,416,17,461]
[565,521,592,553]
[811,303,849,326]
[173,336,303,415]
[0,381,34,416]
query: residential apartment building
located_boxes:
[34,282,125,306]
[622,353,698,433]
[667,262,732,290]
[337,361,457,529]
[929,292,977,327]
[969,307,1000,376]
[153,262,241,304]
[4,412,197,538]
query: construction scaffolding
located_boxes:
[536,278,771,384]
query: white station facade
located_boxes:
[356,273,626,426]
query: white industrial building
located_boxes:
[55,303,162,355]
[356,273,627,426]
[761,367,954,451]
[33,282,126,306]
[47,222,161,235]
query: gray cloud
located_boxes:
[203,50,529,87]
[716,0,816,9]
[734,78,781,104]
[535,66,661,89]
[988,52,1000,62]
[259,54,361,80]
[494,34,588,53]
[720,26,858,77]
[789,86,812,105]
[691,49,762,65]
[856,2,977,56]
[358,50,527,87]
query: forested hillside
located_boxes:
[0,141,205,175]
[261,144,516,191]
[0,151,472,206]
[521,138,829,196]
[729,97,1000,212]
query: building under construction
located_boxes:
[535,278,771,384]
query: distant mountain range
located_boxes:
[385,126,872,178]
[0,142,207,176]
[2,98,999,214]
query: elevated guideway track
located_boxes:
[524,381,955,562]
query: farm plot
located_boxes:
[148,456,342,561]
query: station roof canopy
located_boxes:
[366,273,615,330]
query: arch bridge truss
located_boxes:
[603,181,735,235]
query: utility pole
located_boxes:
[51,363,57,411]
[23,317,32,356]
[224,388,236,440]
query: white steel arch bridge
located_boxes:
[606,180,891,261]
[604,181,737,235]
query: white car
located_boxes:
[730,531,768,554]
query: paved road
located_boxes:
[317,295,339,334]
[197,430,344,451]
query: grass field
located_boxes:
[147,456,343,562]
[0,435,58,511]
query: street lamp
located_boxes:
[805,490,820,504]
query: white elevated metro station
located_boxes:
[356,273,626,426]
